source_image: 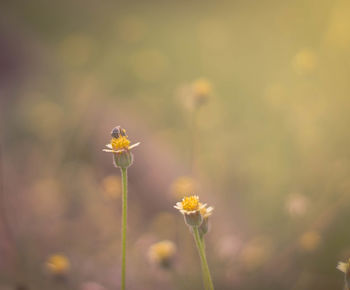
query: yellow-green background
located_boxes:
[1,0,350,289]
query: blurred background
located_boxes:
[1,0,350,289]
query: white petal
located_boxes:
[129,142,141,149]
[106,144,112,149]
[207,207,214,213]
[102,149,123,153]
[337,262,348,273]
[199,203,207,209]
[174,202,183,209]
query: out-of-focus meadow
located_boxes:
[1,0,350,289]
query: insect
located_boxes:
[111,126,127,138]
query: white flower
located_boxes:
[337,261,349,273]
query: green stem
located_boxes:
[193,226,214,290]
[121,168,128,290]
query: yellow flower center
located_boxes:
[110,136,130,151]
[181,196,199,211]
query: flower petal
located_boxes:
[337,262,348,273]
[102,149,123,153]
[174,202,183,210]
[199,203,207,209]
[129,142,141,150]
[206,206,214,213]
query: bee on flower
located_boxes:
[103,126,140,168]
[148,240,177,269]
[102,126,140,290]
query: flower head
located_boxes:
[337,259,350,289]
[46,254,70,276]
[200,204,214,218]
[193,78,212,98]
[174,195,213,228]
[337,259,350,274]
[103,126,140,154]
[175,195,205,214]
[170,176,197,198]
[148,240,177,268]
[177,78,213,111]
[199,204,214,236]
[103,126,140,168]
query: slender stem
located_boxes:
[193,226,214,290]
[121,168,128,290]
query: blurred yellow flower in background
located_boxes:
[193,78,212,99]
[148,240,176,268]
[239,236,272,271]
[177,78,212,111]
[299,231,321,252]
[285,193,309,217]
[170,176,197,198]
[291,48,317,75]
[46,254,70,276]
[101,175,121,200]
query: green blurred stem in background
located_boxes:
[121,167,128,290]
[193,226,214,290]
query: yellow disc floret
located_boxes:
[110,136,130,151]
[181,195,200,211]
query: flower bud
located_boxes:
[184,210,203,227]
[113,151,133,169]
[198,217,209,236]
